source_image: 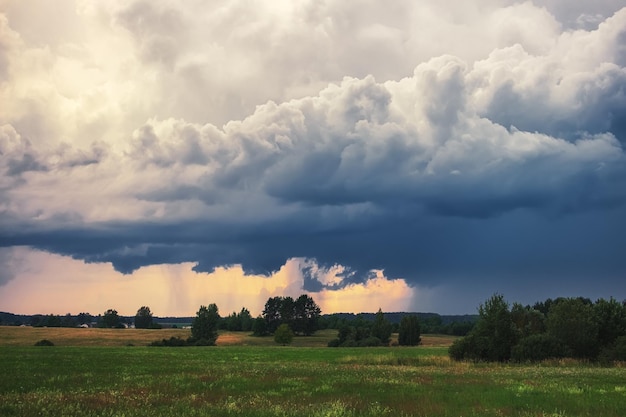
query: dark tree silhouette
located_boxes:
[398,315,421,346]
[134,306,154,329]
[191,304,220,346]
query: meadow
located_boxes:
[1,326,625,417]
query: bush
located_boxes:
[511,334,569,362]
[357,336,382,347]
[546,298,599,359]
[34,339,54,346]
[149,336,188,347]
[274,323,294,345]
[449,337,470,361]
[614,336,626,361]
[190,337,215,346]
[448,335,487,361]
[598,335,626,364]
[327,338,340,347]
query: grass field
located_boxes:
[0,326,456,348]
[1,326,625,417]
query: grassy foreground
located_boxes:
[1,327,625,417]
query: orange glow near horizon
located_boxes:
[0,248,415,317]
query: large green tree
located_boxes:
[262,297,283,333]
[262,295,321,335]
[370,309,392,345]
[449,294,517,361]
[546,298,599,359]
[191,304,220,345]
[293,294,321,336]
[134,306,154,329]
[593,297,626,349]
[398,315,421,346]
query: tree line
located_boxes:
[449,294,626,363]
[321,312,474,336]
[2,303,475,342]
[326,309,422,347]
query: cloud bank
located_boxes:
[1,0,625,312]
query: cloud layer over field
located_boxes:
[1,0,625,314]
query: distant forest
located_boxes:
[8,294,623,346]
[0,309,477,336]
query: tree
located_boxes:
[191,304,220,346]
[262,297,283,333]
[293,294,321,336]
[239,307,253,332]
[225,311,241,331]
[475,293,517,361]
[252,316,268,336]
[398,315,421,346]
[101,309,122,328]
[279,296,295,328]
[134,306,154,329]
[370,309,392,345]
[593,297,626,349]
[511,303,545,338]
[546,298,599,359]
[335,324,357,346]
[262,294,322,335]
[448,294,517,361]
[274,323,294,345]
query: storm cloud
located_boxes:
[1,0,625,305]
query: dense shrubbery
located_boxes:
[34,339,54,346]
[274,323,294,345]
[149,336,189,347]
[599,335,626,363]
[449,294,626,363]
[321,313,475,336]
[511,334,569,362]
[221,308,253,332]
[328,309,395,347]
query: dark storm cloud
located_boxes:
[1,2,626,301]
[3,49,626,282]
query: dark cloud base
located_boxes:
[3,206,625,299]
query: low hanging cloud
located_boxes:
[1,2,626,298]
[0,248,416,316]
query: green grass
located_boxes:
[1,343,625,417]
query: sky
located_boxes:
[1,0,625,318]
